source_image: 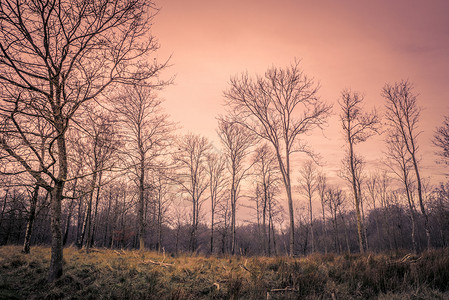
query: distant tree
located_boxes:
[150,170,173,252]
[217,118,255,254]
[0,0,167,281]
[366,172,382,249]
[173,134,211,252]
[385,130,418,253]
[252,144,280,255]
[430,183,449,247]
[224,61,332,255]
[316,172,328,253]
[298,160,318,253]
[382,81,431,249]
[326,187,345,253]
[339,89,379,253]
[206,152,226,254]
[73,105,119,252]
[434,115,449,171]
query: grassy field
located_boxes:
[0,246,448,299]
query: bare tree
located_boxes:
[150,170,173,253]
[72,105,119,252]
[298,160,318,253]
[385,130,418,253]
[206,152,226,254]
[217,118,255,254]
[112,84,173,251]
[252,143,280,255]
[224,61,331,255]
[326,187,345,253]
[382,81,431,249]
[173,134,211,252]
[434,115,449,171]
[366,172,382,249]
[339,89,379,253]
[0,0,167,281]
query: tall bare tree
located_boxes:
[382,81,431,249]
[339,89,379,253]
[217,118,255,254]
[112,84,173,251]
[224,61,331,255]
[0,0,167,281]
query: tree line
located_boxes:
[0,0,448,282]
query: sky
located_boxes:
[152,0,449,193]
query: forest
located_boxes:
[0,0,449,290]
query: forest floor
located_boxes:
[0,246,448,299]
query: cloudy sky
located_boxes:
[152,0,449,185]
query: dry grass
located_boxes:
[1,246,448,299]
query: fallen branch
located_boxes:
[143,259,174,268]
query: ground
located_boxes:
[1,246,448,299]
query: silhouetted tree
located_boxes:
[339,89,379,253]
[111,84,173,251]
[224,61,331,255]
[217,118,255,254]
[382,81,431,249]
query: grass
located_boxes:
[1,247,449,299]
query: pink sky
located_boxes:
[153,0,449,186]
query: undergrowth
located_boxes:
[0,246,448,299]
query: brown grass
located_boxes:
[0,246,448,299]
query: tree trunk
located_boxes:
[63,198,75,247]
[262,182,268,255]
[90,171,103,248]
[275,148,295,256]
[321,200,328,254]
[411,155,431,249]
[210,206,215,254]
[308,193,314,253]
[48,113,68,282]
[231,180,236,255]
[22,186,39,254]
[405,186,418,253]
[48,183,63,282]
[349,141,364,253]
[139,154,145,251]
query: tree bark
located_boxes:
[22,186,39,254]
